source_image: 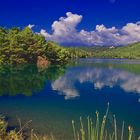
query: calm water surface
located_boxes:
[0,59,140,139]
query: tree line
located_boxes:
[0,27,91,65]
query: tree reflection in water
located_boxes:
[0,65,66,96]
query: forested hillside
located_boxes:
[0,27,90,65]
[81,42,140,59]
[1,26,140,66]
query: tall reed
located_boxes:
[72,103,139,140]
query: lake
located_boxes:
[0,59,140,140]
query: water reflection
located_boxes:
[52,62,140,101]
[0,60,140,102]
[0,65,66,96]
[0,59,140,139]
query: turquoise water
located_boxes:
[0,59,140,139]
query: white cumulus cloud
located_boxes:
[40,12,140,46]
[28,24,35,29]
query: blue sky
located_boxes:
[0,0,140,46]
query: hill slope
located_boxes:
[83,42,140,59]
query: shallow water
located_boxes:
[0,59,140,139]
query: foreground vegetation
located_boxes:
[0,104,139,140]
[0,115,53,140]
[0,27,90,65]
[72,104,140,140]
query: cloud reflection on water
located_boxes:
[52,67,140,101]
